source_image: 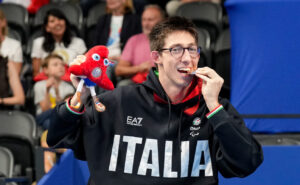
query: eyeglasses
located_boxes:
[159,46,201,59]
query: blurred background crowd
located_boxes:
[0,0,231,184]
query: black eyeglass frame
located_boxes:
[159,46,201,58]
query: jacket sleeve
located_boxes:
[46,101,86,160]
[208,99,263,178]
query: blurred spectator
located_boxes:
[40,130,66,174]
[27,0,50,14]
[166,0,221,16]
[33,54,74,115]
[1,0,49,15]
[94,0,141,62]
[0,9,23,75]
[115,4,164,86]
[40,130,56,173]
[31,9,86,78]
[1,0,31,8]
[80,0,103,17]
[0,57,25,110]
[132,0,149,16]
[36,93,72,130]
[147,0,168,11]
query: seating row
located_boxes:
[1,2,229,51]
[0,110,39,184]
[0,2,106,49]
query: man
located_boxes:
[114,5,165,86]
[47,17,263,185]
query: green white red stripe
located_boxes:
[206,105,224,119]
[66,98,85,115]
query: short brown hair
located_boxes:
[42,54,64,68]
[149,16,198,52]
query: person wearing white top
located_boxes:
[106,15,124,58]
[0,10,23,75]
[31,9,87,77]
[31,36,86,66]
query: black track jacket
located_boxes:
[47,69,263,185]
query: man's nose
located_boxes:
[181,48,192,62]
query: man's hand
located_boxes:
[69,55,90,107]
[194,67,224,111]
[69,55,86,89]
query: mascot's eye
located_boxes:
[92,54,101,61]
[103,58,110,66]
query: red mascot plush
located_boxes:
[69,45,114,112]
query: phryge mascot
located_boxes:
[69,46,114,112]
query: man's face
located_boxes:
[155,31,199,88]
[142,8,162,35]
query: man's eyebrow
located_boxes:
[167,44,182,48]
[167,43,197,48]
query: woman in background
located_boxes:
[0,58,25,110]
[94,0,141,62]
[0,10,24,109]
[0,9,23,75]
[31,8,86,78]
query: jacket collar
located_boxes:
[142,68,202,115]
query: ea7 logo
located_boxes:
[126,116,143,126]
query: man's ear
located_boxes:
[151,51,161,64]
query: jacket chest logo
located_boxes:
[126,116,143,127]
[190,117,201,137]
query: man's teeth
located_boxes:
[178,68,191,73]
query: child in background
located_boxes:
[34,54,74,116]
